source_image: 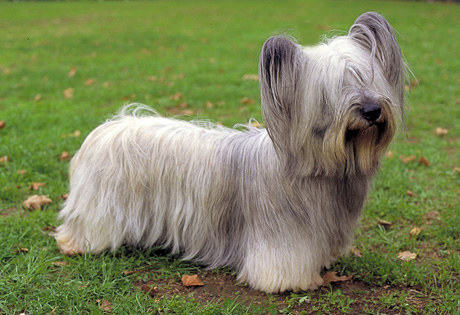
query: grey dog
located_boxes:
[55,12,405,293]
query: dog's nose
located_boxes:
[361,104,381,123]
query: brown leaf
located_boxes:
[242,74,259,81]
[59,151,71,160]
[385,150,394,158]
[169,92,183,101]
[453,167,460,175]
[351,247,363,257]
[64,88,74,99]
[409,226,421,237]
[84,78,95,86]
[418,156,430,166]
[407,190,415,197]
[34,94,42,101]
[181,274,204,287]
[400,155,416,163]
[68,67,76,77]
[322,271,353,286]
[23,195,52,210]
[435,127,448,136]
[17,169,27,175]
[398,251,417,261]
[52,261,69,266]
[240,97,255,105]
[98,299,112,312]
[376,218,392,228]
[0,121,5,129]
[0,155,10,164]
[61,193,69,200]
[29,182,46,191]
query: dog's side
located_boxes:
[55,12,405,293]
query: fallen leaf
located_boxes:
[64,88,74,99]
[15,246,29,253]
[240,97,255,105]
[453,167,460,174]
[29,182,46,191]
[352,247,363,257]
[0,120,5,129]
[98,299,112,312]
[169,92,183,101]
[17,169,27,175]
[0,155,10,164]
[407,190,415,197]
[435,127,448,136]
[376,218,392,228]
[386,151,394,158]
[400,155,416,163]
[181,274,204,287]
[398,251,417,261]
[23,195,52,210]
[61,193,69,200]
[205,101,214,108]
[84,78,95,86]
[68,67,76,77]
[34,94,42,101]
[51,261,69,266]
[242,74,259,81]
[409,226,421,237]
[322,271,353,286]
[418,156,430,166]
[59,151,71,160]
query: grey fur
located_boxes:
[55,12,405,293]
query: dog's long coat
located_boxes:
[56,12,405,293]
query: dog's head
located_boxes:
[259,12,405,177]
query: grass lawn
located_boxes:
[1,0,459,314]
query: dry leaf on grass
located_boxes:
[0,120,5,129]
[435,126,448,136]
[398,251,417,261]
[400,155,416,163]
[68,67,76,77]
[181,274,204,287]
[351,247,363,257]
[23,195,52,210]
[409,226,421,237]
[376,218,392,228]
[59,151,71,160]
[98,299,112,312]
[240,97,255,105]
[0,155,10,164]
[64,88,74,99]
[51,261,69,266]
[29,182,46,190]
[418,156,430,166]
[453,167,460,175]
[242,74,259,81]
[322,271,353,286]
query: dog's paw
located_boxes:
[308,272,324,290]
[55,233,84,255]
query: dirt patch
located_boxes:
[133,270,434,314]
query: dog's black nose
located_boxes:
[361,104,381,123]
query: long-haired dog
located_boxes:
[55,12,405,293]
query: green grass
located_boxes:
[1,1,459,314]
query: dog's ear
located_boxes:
[349,12,404,90]
[259,36,305,152]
